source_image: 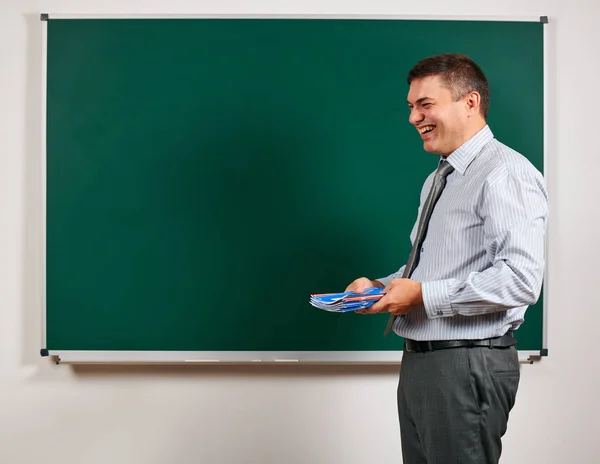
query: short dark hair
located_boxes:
[407,54,490,119]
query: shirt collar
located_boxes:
[442,125,494,175]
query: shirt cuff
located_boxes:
[422,280,455,318]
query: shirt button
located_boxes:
[437,311,443,316]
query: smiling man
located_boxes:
[345,54,548,463]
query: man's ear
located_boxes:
[465,90,481,114]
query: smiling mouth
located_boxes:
[418,125,436,139]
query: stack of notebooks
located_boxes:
[309,287,385,312]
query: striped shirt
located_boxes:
[377,125,548,341]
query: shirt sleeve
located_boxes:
[376,265,406,287]
[421,166,548,319]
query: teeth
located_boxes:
[419,126,435,134]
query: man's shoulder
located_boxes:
[480,138,544,181]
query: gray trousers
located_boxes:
[397,345,520,464]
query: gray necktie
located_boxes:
[384,161,455,335]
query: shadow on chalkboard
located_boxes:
[69,363,401,379]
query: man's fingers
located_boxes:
[355,306,378,315]
[346,284,365,293]
[370,293,391,313]
[369,302,384,314]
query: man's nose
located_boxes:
[409,108,424,125]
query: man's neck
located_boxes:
[442,119,487,158]
[462,119,487,145]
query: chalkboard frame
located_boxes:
[40,13,550,364]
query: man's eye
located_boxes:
[423,103,432,108]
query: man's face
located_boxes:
[406,75,470,157]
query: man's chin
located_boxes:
[422,142,437,154]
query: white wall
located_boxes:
[1,0,599,463]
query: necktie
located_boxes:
[384,161,455,335]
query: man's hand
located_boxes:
[357,278,423,315]
[344,277,382,293]
[345,277,384,315]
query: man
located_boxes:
[345,54,548,463]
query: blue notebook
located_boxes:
[309,287,385,312]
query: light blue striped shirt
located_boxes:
[377,125,548,341]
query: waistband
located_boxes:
[404,331,517,353]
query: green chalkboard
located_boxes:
[44,17,545,361]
